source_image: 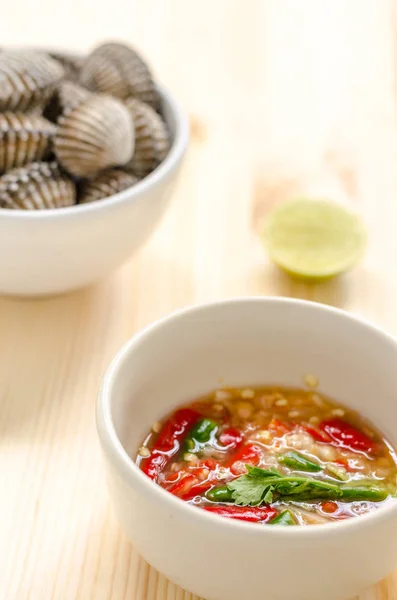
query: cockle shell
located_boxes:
[44,80,92,122]
[48,51,83,82]
[0,113,56,172]
[79,168,138,203]
[0,51,64,113]
[57,81,91,113]
[0,161,76,209]
[125,97,170,177]
[54,94,134,178]
[80,42,159,108]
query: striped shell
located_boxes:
[0,161,76,209]
[54,94,134,178]
[79,169,138,204]
[80,42,158,108]
[0,51,64,113]
[48,51,83,82]
[125,98,170,177]
[44,81,92,122]
[57,81,91,113]
[0,113,56,172]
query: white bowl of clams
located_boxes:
[0,42,188,296]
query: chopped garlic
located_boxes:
[257,429,271,441]
[309,415,320,425]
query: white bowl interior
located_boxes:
[109,299,397,458]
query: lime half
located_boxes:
[263,198,367,280]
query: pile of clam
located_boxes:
[0,42,170,209]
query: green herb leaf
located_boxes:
[227,465,343,506]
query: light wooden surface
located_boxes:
[1,1,397,598]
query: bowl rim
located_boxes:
[97,297,397,538]
[0,82,189,220]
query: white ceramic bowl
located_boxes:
[97,298,397,600]
[0,84,188,296]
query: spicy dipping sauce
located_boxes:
[136,385,397,525]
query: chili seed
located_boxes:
[257,430,271,441]
[288,410,300,419]
[241,388,255,399]
[212,403,224,413]
[214,389,231,401]
[260,395,275,408]
[309,415,320,425]
[151,421,162,433]
[304,374,319,388]
[311,394,326,408]
[138,446,151,458]
[331,408,345,417]
[237,402,253,419]
[275,398,288,407]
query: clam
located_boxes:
[80,42,159,108]
[44,80,92,122]
[125,97,170,177]
[0,113,56,172]
[0,51,64,113]
[57,81,91,113]
[0,161,76,209]
[54,94,134,178]
[48,51,83,82]
[79,168,138,203]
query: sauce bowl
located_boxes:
[97,297,397,600]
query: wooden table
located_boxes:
[1,1,397,598]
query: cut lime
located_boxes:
[263,198,366,280]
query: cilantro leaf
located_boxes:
[226,465,343,506]
[227,474,273,506]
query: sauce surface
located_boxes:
[136,385,397,525]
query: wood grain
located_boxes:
[1,0,397,598]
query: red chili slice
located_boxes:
[140,408,200,480]
[170,459,221,500]
[227,442,261,475]
[198,458,219,470]
[168,473,198,497]
[320,418,377,454]
[219,427,243,450]
[180,480,214,501]
[301,424,331,443]
[203,505,277,523]
[269,418,292,436]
